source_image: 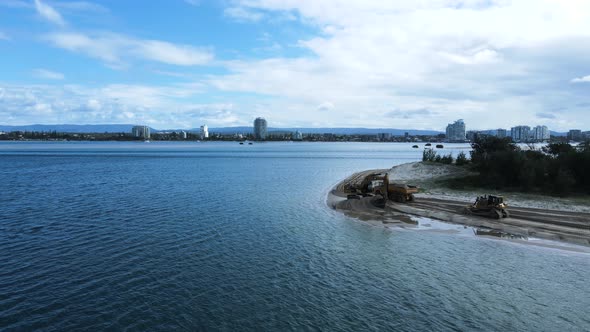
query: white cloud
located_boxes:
[203,0,590,130]
[45,32,119,64]
[441,48,502,65]
[133,40,213,66]
[53,1,109,13]
[33,68,65,80]
[34,0,66,26]
[0,83,245,128]
[224,6,264,22]
[317,102,334,111]
[571,75,590,83]
[0,32,9,40]
[45,32,213,67]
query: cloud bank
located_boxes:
[45,32,213,68]
[2,0,590,130]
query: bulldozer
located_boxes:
[464,195,510,219]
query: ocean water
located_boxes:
[0,141,588,331]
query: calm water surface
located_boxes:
[1,142,588,331]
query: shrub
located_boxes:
[456,151,468,166]
[422,148,436,162]
[441,153,454,164]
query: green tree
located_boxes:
[543,142,574,156]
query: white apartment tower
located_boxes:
[532,125,550,142]
[132,125,150,139]
[200,125,209,139]
[510,126,531,142]
[254,117,268,140]
[445,119,466,142]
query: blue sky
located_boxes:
[1,0,589,130]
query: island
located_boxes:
[328,138,590,248]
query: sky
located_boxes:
[1,0,589,131]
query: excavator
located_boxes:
[464,195,510,219]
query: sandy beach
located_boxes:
[328,162,590,249]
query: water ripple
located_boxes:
[0,143,589,331]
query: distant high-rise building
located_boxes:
[532,125,550,142]
[179,131,187,139]
[496,129,507,138]
[567,129,582,141]
[293,130,303,141]
[200,125,209,139]
[132,125,150,139]
[378,133,392,141]
[510,126,530,142]
[254,117,268,140]
[445,119,466,142]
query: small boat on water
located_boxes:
[239,142,244,145]
[425,143,432,146]
[436,144,444,148]
[412,145,419,148]
[248,142,253,145]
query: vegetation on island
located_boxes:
[423,137,590,196]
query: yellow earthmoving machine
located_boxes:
[366,173,418,204]
[464,195,510,219]
[387,183,419,203]
[344,172,387,200]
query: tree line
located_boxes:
[423,137,590,196]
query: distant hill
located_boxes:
[1,124,442,136]
[0,124,151,133]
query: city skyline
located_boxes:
[1,1,590,130]
[0,120,587,135]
